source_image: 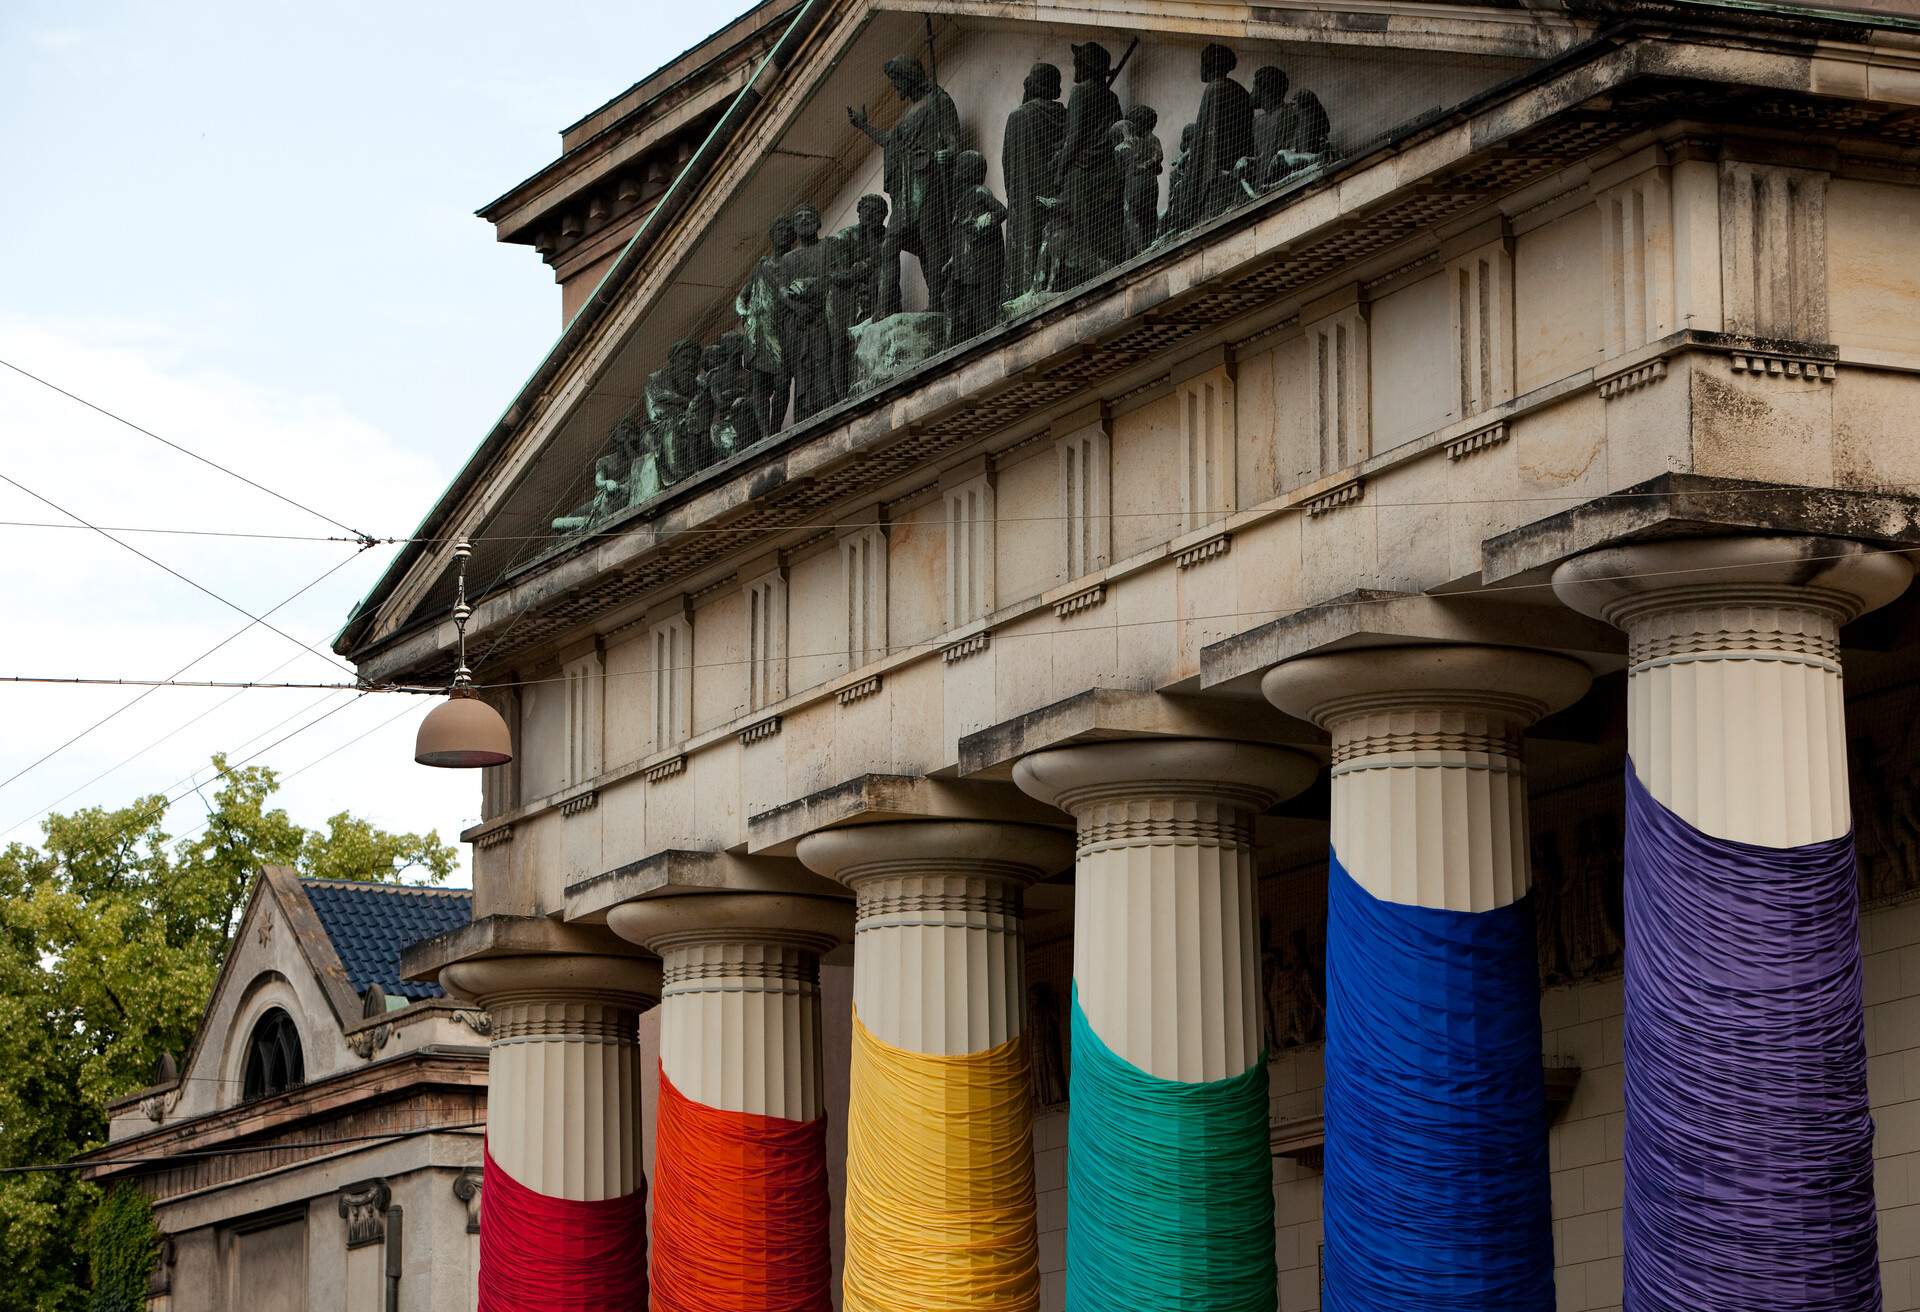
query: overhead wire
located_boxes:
[11,536,1920,700]
[7,480,1920,549]
[0,544,368,800]
[0,472,362,677]
[0,355,376,545]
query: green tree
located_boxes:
[0,758,456,1311]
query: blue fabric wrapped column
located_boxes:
[1014,739,1318,1312]
[1556,536,1914,1312]
[1264,645,1592,1312]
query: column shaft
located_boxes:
[798,820,1070,1312]
[608,893,847,1312]
[1015,740,1316,1312]
[1556,535,1912,1312]
[440,952,659,1312]
[1265,646,1589,1312]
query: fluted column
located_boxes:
[1014,740,1316,1312]
[1556,535,1912,1310]
[797,820,1072,1312]
[608,893,850,1312]
[1264,645,1590,1311]
[439,952,659,1311]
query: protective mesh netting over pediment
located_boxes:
[395,19,1559,645]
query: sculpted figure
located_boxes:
[1567,815,1625,979]
[1270,89,1335,183]
[1048,41,1124,276]
[1188,43,1256,223]
[945,150,1007,343]
[1248,66,1296,191]
[779,204,837,421]
[1027,982,1069,1107]
[644,338,711,487]
[1002,63,1066,299]
[849,56,961,313]
[701,333,762,454]
[736,214,795,435]
[1532,830,1570,987]
[1114,105,1162,258]
[1164,121,1201,236]
[828,194,891,395]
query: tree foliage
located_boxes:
[0,758,456,1310]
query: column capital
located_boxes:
[606,892,852,957]
[795,819,1073,890]
[1552,534,1911,632]
[1261,644,1591,736]
[1011,738,1316,816]
[439,952,661,1013]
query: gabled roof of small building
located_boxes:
[299,879,474,1001]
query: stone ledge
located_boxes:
[1479,473,1920,588]
[558,789,598,818]
[1199,591,1624,696]
[745,772,1061,856]
[398,915,648,986]
[564,850,844,922]
[957,687,1309,779]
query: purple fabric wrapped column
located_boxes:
[1624,763,1877,1310]
[1554,536,1914,1312]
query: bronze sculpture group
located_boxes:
[556,40,1338,534]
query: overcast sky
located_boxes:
[0,2,756,881]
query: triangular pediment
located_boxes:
[158,869,363,1124]
[352,1,1582,655]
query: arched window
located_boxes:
[241,1008,305,1101]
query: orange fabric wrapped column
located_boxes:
[608,892,851,1312]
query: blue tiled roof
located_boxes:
[300,880,472,1001]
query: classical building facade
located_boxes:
[341,2,1920,1309]
[80,872,487,1312]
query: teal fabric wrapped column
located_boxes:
[1015,739,1317,1312]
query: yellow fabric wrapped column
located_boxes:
[798,820,1073,1312]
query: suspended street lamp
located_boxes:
[414,541,512,768]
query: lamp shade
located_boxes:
[415,694,513,768]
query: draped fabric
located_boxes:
[1320,854,1554,1311]
[1066,986,1275,1312]
[1623,762,1880,1310]
[478,1148,649,1312]
[842,1011,1041,1311]
[650,1067,833,1312]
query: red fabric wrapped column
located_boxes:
[441,952,660,1312]
[480,1149,650,1311]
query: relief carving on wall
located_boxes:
[453,1169,483,1235]
[1532,819,1624,988]
[551,37,1345,540]
[337,1178,392,1249]
[1026,982,1069,1107]
[1261,917,1325,1053]
[1851,715,1920,907]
